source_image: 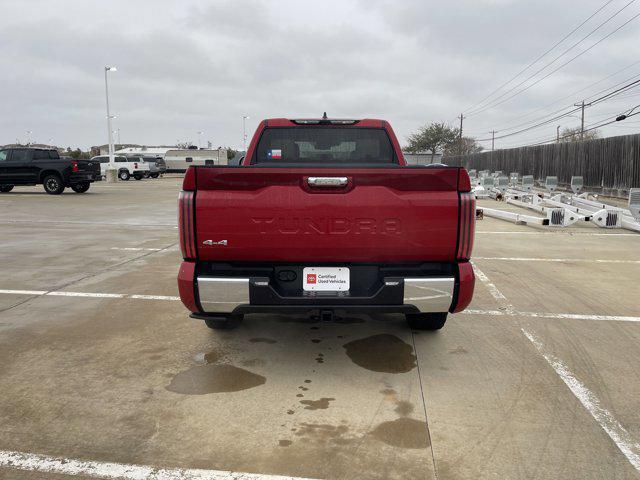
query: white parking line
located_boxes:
[472,266,640,473]
[522,329,640,472]
[475,257,640,264]
[476,231,639,236]
[2,288,639,323]
[469,262,513,312]
[0,449,319,480]
[460,309,640,322]
[0,289,178,301]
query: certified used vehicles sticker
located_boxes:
[303,267,350,291]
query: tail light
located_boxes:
[134,163,138,169]
[72,161,79,173]
[457,192,475,261]
[178,191,196,260]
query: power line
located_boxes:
[466,1,639,116]
[523,107,640,146]
[474,77,640,142]
[488,62,640,132]
[462,0,616,114]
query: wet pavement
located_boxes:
[0,179,639,479]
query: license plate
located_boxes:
[303,267,350,291]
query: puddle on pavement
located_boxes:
[242,358,266,367]
[249,338,277,344]
[394,400,414,416]
[294,422,354,445]
[370,418,429,449]
[343,334,416,373]
[299,397,335,410]
[449,346,468,354]
[194,350,222,365]
[166,364,266,395]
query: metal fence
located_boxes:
[445,133,640,194]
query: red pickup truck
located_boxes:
[177,117,475,331]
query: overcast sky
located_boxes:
[2,0,639,151]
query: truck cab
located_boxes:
[177,117,475,331]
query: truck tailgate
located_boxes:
[193,167,460,263]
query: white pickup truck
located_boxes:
[90,155,151,181]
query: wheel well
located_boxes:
[39,170,62,182]
[118,168,129,173]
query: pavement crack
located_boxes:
[411,331,440,480]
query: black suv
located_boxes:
[0,148,101,194]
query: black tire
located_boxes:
[406,312,447,331]
[150,173,159,178]
[203,314,243,330]
[118,170,130,181]
[71,182,90,193]
[42,174,65,195]
[133,174,143,180]
[0,185,14,193]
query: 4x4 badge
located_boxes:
[203,240,227,246]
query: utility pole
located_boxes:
[574,100,592,140]
[556,125,561,143]
[490,130,497,151]
[104,66,117,182]
[458,113,465,155]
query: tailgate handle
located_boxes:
[307,177,349,188]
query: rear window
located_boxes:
[252,127,397,165]
[33,150,59,160]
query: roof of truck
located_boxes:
[264,118,387,127]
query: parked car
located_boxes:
[177,117,476,331]
[90,155,151,181]
[0,147,101,194]
[137,156,165,178]
[154,157,167,175]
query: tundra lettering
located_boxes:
[251,217,402,235]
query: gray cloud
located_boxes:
[1,0,639,150]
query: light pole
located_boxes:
[242,115,250,151]
[557,125,561,143]
[26,130,32,145]
[104,66,117,181]
[197,131,203,149]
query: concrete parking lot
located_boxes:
[1,178,639,480]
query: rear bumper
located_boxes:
[178,261,475,316]
[69,172,100,184]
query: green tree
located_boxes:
[406,122,459,161]
[560,127,600,142]
[226,148,237,160]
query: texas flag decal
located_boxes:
[268,149,282,159]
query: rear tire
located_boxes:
[406,312,447,331]
[204,314,243,330]
[118,170,130,181]
[0,185,14,193]
[42,174,65,195]
[150,173,159,178]
[133,174,143,180]
[71,182,90,193]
